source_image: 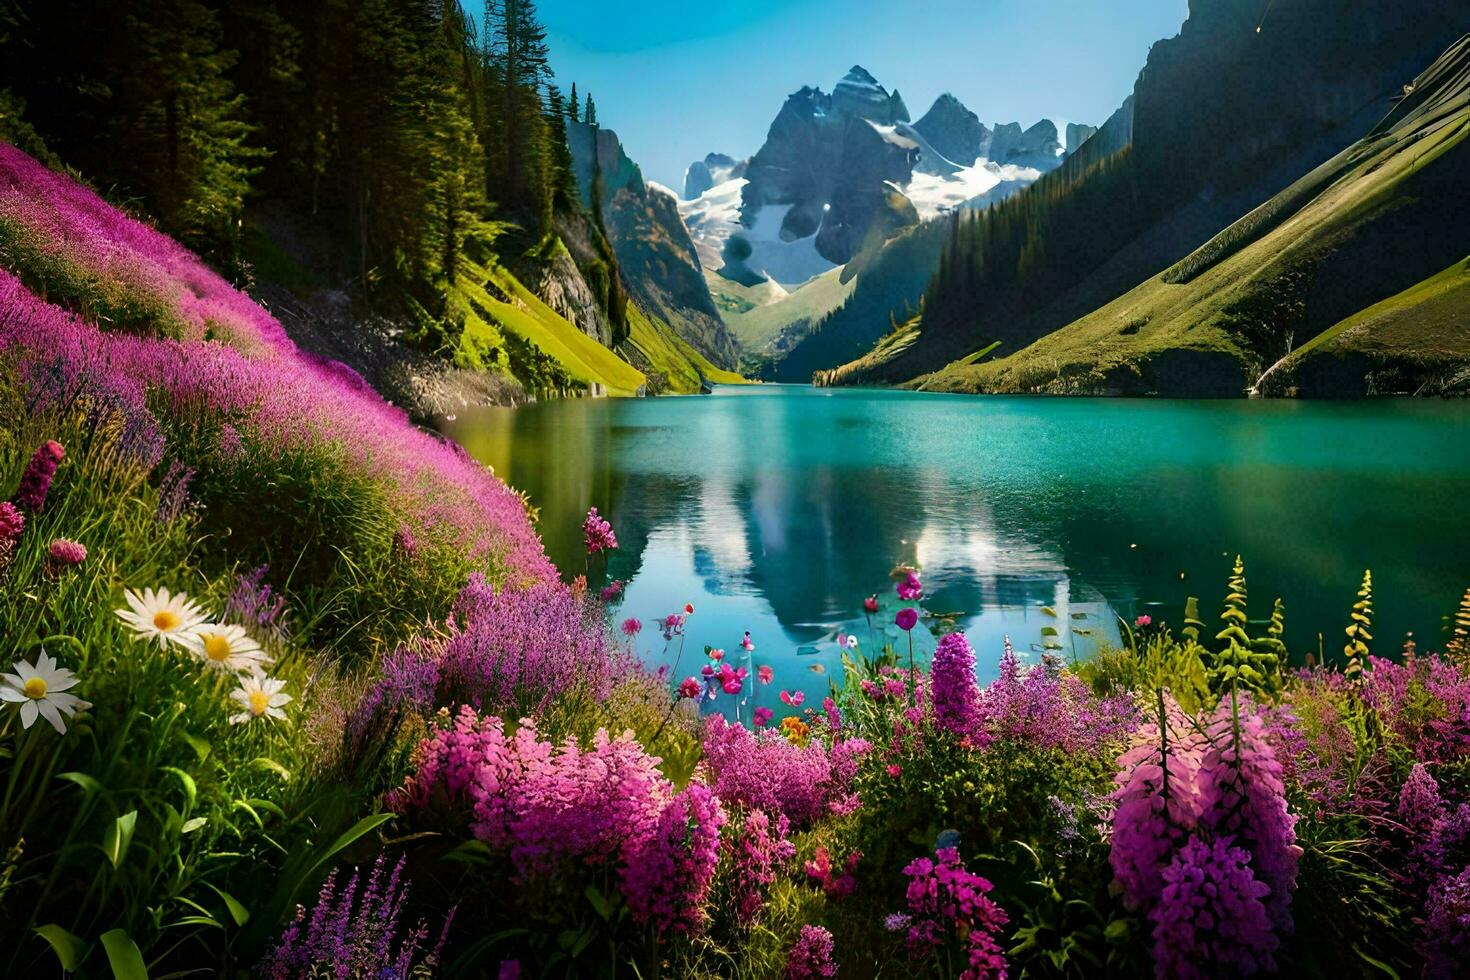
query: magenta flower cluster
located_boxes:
[1110,693,1301,971]
[622,783,727,933]
[805,845,862,899]
[701,715,870,827]
[437,574,630,716]
[1149,836,1276,979]
[785,924,838,979]
[15,439,64,512]
[0,141,550,583]
[259,854,453,979]
[728,807,796,926]
[582,506,618,554]
[930,632,985,743]
[894,847,1009,979]
[391,706,740,936]
[977,641,1137,754]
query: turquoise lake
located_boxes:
[442,385,1470,715]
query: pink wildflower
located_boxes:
[780,689,805,707]
[741,631,754,651]
[47,538,87,567]
[0,502,23,545]
[786,924,837,979]
[897,571,923,600]
[864,595,879,613]
[582,506,618,554]
[896,607,918,631]
[15,440,64,512]
[621,617,642,637]
[599,579,624,602]
[679,677,701,699]
[1135,614,1153,628]
[758,664,774,685]
[708,648,725,661]
[754,706,774,727]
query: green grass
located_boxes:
[1268,255,1470,379]
[626,302,746,393]
[916,42,1470,396]
[453,256,647,395]
[716,267,856,355]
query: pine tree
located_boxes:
[585,92,597,126]
[543,84,578,213]
[568,81,579,121]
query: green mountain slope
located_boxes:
[919,35,1470,397]
[452,257,647,396]
[1260,255,1470,395]
[625,302,746,394]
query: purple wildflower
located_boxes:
[728,808,795,926]
[1399,763,1447,833]
[258,855,450,978]
[154,459,195,523]
[582,506,618,554]
[786,924,837,979]
[599,579,624,602]
[224,565,289,639]
[622,783,727,933]
[896,847,1009,978]
[895,607,918,631]
[1420,864,1470,978]
[47,538,87,567]
[931,632,984,742]
[1149,836,1277,979]
[15,439,64,512]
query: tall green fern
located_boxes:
[1209,556,1283,700]
[1446,587,1470,663]
[1343,570,1373,681]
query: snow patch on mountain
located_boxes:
[679,177,839,287]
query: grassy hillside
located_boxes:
[918,36,1470,397]
[625,302,747,393]
[717,268,852,351]
[1262,255,1470,395]
[451,257,648,396]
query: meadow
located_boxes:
[3,141,1470,978]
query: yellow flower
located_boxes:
[780,715,810,746]
[189,623,271,674]
[115,587,208,650]
[228,673,291,725]
[1,650,91,734]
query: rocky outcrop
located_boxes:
[913,93,990,167]
[1065,122,1098,153]
[739,66,931,266]
[683,152,745,200]
[567,120,739,369]
[987,119,1062,169]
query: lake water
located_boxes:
[441,385,1470,716]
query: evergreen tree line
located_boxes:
[0,0,600,311]
[921,146,1153,354]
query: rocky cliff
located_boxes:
[567,120,738,369]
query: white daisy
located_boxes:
[115,587,209,650]
[1,651,92,734]
[228,673,291,725]
[189,623,272,673]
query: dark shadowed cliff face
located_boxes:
[567,121,738,369]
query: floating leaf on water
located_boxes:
[809,663,826,674]
[1040,606,1057,617]
[797,644,820,657]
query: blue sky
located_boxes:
[473,1,1190,191]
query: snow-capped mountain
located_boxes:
[678,66,1090,289]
